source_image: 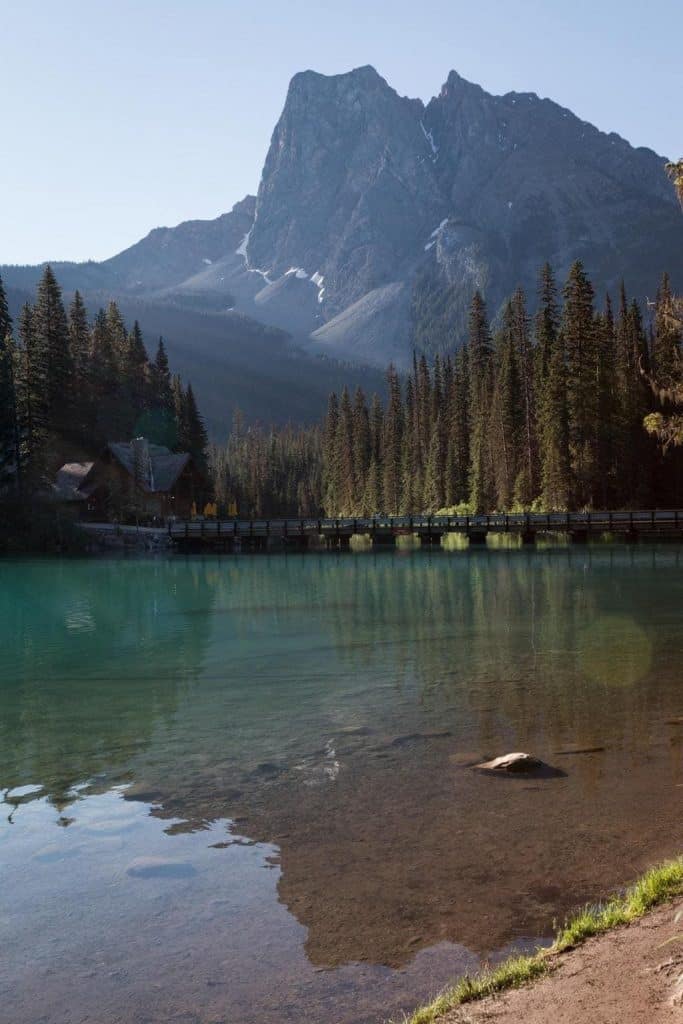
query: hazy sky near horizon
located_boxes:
[2,0,681,264]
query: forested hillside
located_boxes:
[0,268,208,496]
[210,262,682,517]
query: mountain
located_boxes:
[2,64,680,396]
[247,65,679,363]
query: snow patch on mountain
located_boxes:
[235,229,251,258]
[311,271,325,303]
[236,225,272,283]
[420,120,439,160]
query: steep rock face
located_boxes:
[2,66,680,373]
[242,64,680,363]
[248,66,445,316]
[419,71,679,318]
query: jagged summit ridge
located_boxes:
[1,65,679,371]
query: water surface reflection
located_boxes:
[1,548,682,1022]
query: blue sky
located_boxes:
[2,0,681,264]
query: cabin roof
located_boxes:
[105,442,192,494]
[54,462,95,501]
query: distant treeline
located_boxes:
[3,262,681,520]
[0,267,208,496]
[210,414,322,518]
[213,261,682,517]
[323,262,683,515]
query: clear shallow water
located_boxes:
[1,548,682,1024]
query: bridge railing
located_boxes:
[168,509,683,539]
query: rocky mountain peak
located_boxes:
[439,69,485,101]
[247,65,443,315]
[2,65,679,375]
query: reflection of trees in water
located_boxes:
[125,546,683,794]
[0,558,216,806]
[289,547,682,753]
[2,549,682,970]
[3,548,680,814]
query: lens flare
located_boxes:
[579,615,652,687]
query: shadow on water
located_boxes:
[1,547,683,1023]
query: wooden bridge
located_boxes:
[169,510,683,551]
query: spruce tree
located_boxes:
[401,375,419,513]
[416,354,431,470]
[511,288,536,505]
[370,393,384,464]
[149,338,175,447]
[594,298,618,507]
[382,366,403,514]
[363,458,383,516]
[538,327,570,509]
[322,392,340,514]
[445,345,469,506]
[0,276,19,491]
[534,263,559,387]
[122,321,150,436]
[90,307,120,443]
[16,303,48,486]
[335,386,355,514]
[0,274,11,345]
[652,273,681,387]
[352,387,371,506]
[32,266,73,462]
[562,260,598,506]
[68,291,92,440]
[183,383,209,472]
[467,292,494,512]
[106,301,129,364]
[423,415,446,511]
[0,327,20,493]
[172,374,188,451]
[490,305,521,510]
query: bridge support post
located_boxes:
[372,531,396,548]
[468,531,488,546]
[325,534,350,550]
[570,529,588,544]
[284,534,310,552]
[521,530,535,546]
[422,532,443,547]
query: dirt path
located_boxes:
[441,898,683,1024]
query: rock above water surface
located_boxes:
[474,752,554,774]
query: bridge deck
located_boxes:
[169,510,683,545]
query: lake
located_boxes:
[1,547,682,1024]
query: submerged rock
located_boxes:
[473,752,565,777]
[554,746,606,756]
[389,730,453,747]
[449,751,486,767]
[126,857,196,879]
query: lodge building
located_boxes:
[54,438,204,521]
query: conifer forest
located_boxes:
[0,267,209,499]
[1,260,682,520]
[209,261,682,517]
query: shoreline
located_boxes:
[404,857,683,1024]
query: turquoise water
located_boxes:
[1,548,682,1023]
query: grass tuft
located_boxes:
[401,857,683,1024]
